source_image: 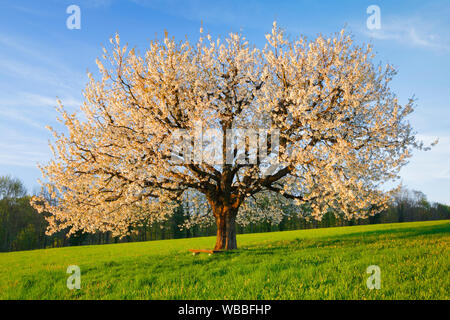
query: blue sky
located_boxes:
[0,0,449,204]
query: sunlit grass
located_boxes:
[0,220,448,299]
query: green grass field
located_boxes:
[0,220,448,300]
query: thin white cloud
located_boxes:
[0,33,84,137]
[0,92,82,133]
[0,92,82,109]
[0,32,86,93]
[361,16,450,53]
[0,109,47,130]
[0,127,50,168]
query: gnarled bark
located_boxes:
[210,199,239,250]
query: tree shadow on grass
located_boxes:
[242,221,450,255]
[82,222,450,278]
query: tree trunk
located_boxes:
[207,191,241,251]
[214,211,237,250]
[207,198,238,250]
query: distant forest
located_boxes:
[1,175,448,252]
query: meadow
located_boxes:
[0,220,448,300]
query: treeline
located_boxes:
[0,175,449,252]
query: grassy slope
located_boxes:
[0,220,448,300]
